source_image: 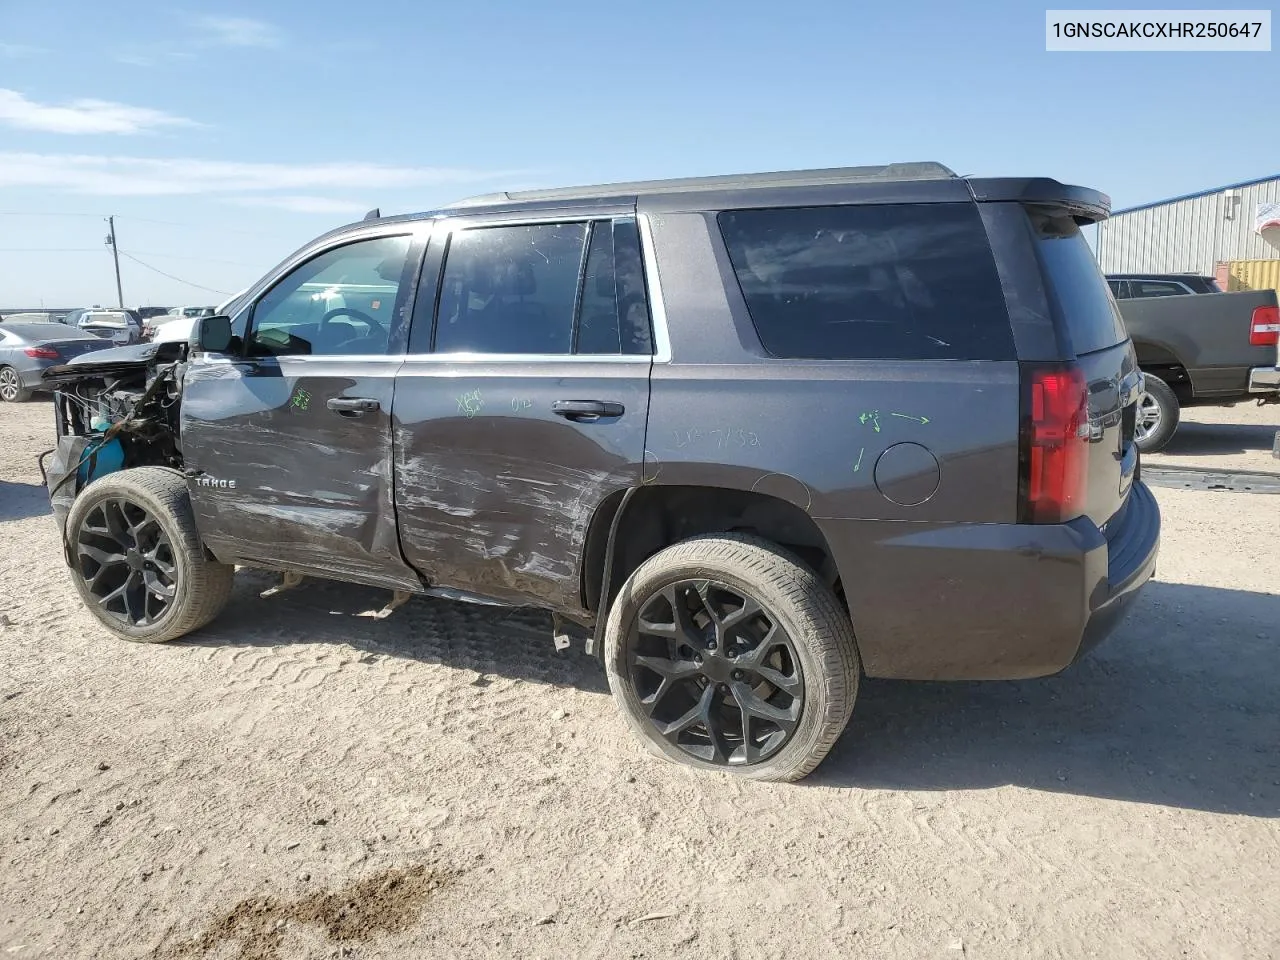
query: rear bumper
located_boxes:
[1073,480,1160,663]
[820,482,1161,680]
[1248,364,1280,395]
[19,362,57,389]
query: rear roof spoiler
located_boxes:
[965,177,1111,224]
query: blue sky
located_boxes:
[0,0,1275,306]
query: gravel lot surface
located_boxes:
[1,398,1277,960]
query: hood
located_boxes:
[42,340,184,383]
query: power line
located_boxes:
[0,246,258,267]
[0,211,103,218]
[0,210,299,239]
[117,250,230,296]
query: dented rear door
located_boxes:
[392,211,653,615]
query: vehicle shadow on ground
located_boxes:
[179,569,610,694]
[815,580,1280,817]
[0,481,51,522]
[1157,419,1277,458]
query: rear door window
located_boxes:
[428,219,653,356]
[1029,210,1127,356]
[717,203,1014,360]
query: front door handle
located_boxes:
[552,399,625,422]
[326,397,380,418]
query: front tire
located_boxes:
[65,467,235,643]
[604,534,860,782]
[0,366,30,402]
[1134,373,1180,453]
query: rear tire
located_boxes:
[603,534,860,782]
[65,467,235,643]
[0,366,30,402]
[1134,373,1179,454]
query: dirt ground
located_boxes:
[1,398,1277,960]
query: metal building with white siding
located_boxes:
[1096,174,1280,275]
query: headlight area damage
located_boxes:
[39,341,187,531]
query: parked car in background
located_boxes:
[140,313,182,342]
[0,322,115,401]
[167,305,216,319]
[146,291,247,344]
[0,311,62,324]
[1107,274,1221,298]
[135,307,171,321]
[41,164,1159,782]
[1116,288,1279,451]
[76,309,143,346]
[59,308,93,328]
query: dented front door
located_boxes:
[180,227,426,591]
[182,355,419,590]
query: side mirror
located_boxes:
[195,315,233,353]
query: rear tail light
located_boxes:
[23,347,59,359]
[1250,304,1279,346]
[1019,363,1089,524]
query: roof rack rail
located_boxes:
[447,162,957,208]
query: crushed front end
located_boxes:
[40,341,187,530]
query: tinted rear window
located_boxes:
[1030,210,1127,355]
[717,203,1014,360]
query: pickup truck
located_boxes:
[1115,288,1280,452]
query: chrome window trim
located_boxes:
[397,352,651,365]
[635,213,672,363]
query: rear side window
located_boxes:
[717,203,1014,360]
[1029,210,1127,355]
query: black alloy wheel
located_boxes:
[625,578,804,766]
[75,497,178,627]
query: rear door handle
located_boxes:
[552,400,625,421]
[326,397,380,417]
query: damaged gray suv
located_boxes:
[42,163,1159,781]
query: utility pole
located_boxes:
[104,216,124,308]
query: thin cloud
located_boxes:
[229,195,371,215]
[0,152,519,197]
[114,50,196,67]
[0,89,197,135]
[196,16,282,48]
[0,43,47,58]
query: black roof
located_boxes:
[335,163,1110,239]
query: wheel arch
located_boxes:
[581,484,845,624]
